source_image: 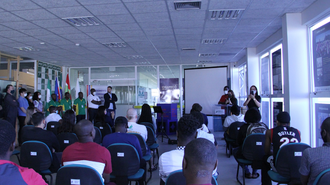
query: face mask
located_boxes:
[252,90,256,95]
[10,90,15,94]
[24,93,27,97]
[38,95,41,99]
[93,92,96,96]
[55,110,58,114]
[224,90,228,94]
[29,96,32,100]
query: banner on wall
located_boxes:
[159,78,180,103]
[313,21,330,91]
[315,103,330,147]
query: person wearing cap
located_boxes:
[261,111,301,185]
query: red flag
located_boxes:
[65,74,72,100]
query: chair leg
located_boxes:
[242,165,246,185]
[236,163,243,185]
[147,160,152,183]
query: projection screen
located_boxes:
[184,67,228,115]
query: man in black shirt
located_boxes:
[3,85,18,128]
[21,112,60,172]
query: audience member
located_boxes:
[25,92,34,107]
[87,88,101,123]
[73,92,86,123]
[45,106,62,124]
[17,88,29,145]
[243,85,261,110]
[0,120,47,185]
[24,106,36,125]
[190,103,208,126]
[62,120,112,184]
[127,108,148,141]
[21,112,60,172]
[60,92,72,112]
[223,104,244,131]
[218,86,230,104]
[225,90,238,105]
[300,117,330,185]
[58,110,75,134]
[191,111,216,145]
[235,108,267,179]
[3,84,18,128]
[262,111,301,185]
[33,92,43,113]
[183,138,218,185]
[159,114,200,182]
[137,103,157,131]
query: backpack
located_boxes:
[246,122,268,136]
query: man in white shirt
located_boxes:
[126,108,148,141]
[45,106,62,124]
[87,88,101,123]
[223,104,244,131]
[159,114,200,183]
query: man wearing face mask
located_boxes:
[300,117,330,185]
[88,88,101,123]
[17,88,29,146]
[3,85,18,128]
[218,86,230,104]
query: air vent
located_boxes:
[209,9,244,20]
[14,46,39,51]
[202,38,227,44]
[198,60,212,63]
[199,53,217,57]
[103,42,127,48]
[134,61,149,65]
[125,55,143,59]
[62,16,102,27]
[181,48,196,51]
[174,1,201,10]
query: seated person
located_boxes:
[159,114,200,183]
[0,120,47,185]
[235,108,268,179]
[190,111,216,145]
[300,117,330,185]
[62,120,112,184]
[223,104,244,131]
[21,112,60,172]
[183,138,218,185]
[126,108,148,141]
[45,106,62,124]
[25,106,36,125]
[262,111,301,185]
[57,110,75,134]
[190,103,208,126]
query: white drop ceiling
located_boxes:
[0,0,317,67]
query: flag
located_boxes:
[75,78,80,99]
[55,77,61,101]
[65,74,71,100]
[46,79,51,103]
[59,81,63,100]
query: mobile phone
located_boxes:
[250,90,254,95]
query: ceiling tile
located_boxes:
[12,9,57,20]
[109,23,141,31]
[1,21,40,30]
[21,29,53,36]
[32,0,81,8]
[0,0,40,11]
[47,6,91,18]
[85,3,129,15]
[77,0,121,5]
[76,25,111,33]
[98,14,136,25]
[0,12,24,23]
[0,30,28,38]
[32,19,71,28]
[125,1,167,14]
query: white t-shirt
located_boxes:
[88,94,101,109]
[223,114,245,128]
[197,129,215,144]
[127,121,148,141]
[45,113,62,123]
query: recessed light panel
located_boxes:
[14,46,39,51]
[209,9,244,20]
[62,16,102,27]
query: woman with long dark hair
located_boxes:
[243,85,261,110]
[25,92,34,107]
[33,92,43,113]
[137,104,157,131]
[225,90,238,105]
[95,106,107,124]
[58,110,75,134]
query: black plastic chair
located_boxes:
[313,168,330,185]
[94,122,112,139]
[47,121,60,136]
[139,122,155,132]
[268,143,311,184]
[20,140,53,184]
[165,170,218,185]
[56,164,104,185]
[235,133,266,185]
[225,121,245,158]
[93,126,102,144]
[129,133,152,182]
[107,143,145,185]
[57,132,78,152]
[146,125,160,164]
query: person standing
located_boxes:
[218,86,230,104]
[33,92,43,113]
[87,88,101,123]
[3,85,18,128]
[243,85,261,110]
[73,92,86,123]
[104,86,117,127]
[60,92,72,113]
[25,92,34,108]
[17,88,29,145]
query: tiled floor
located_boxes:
[11,132,277,185]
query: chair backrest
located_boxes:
[313,168,330,185]
[128,133,148,156]
[165,170,218,185]
[242,133,266,168]
[228,121,245,140]
[57,132,79,152]
[145,125,157,146]
[56,164,104,185]
[139,122,155,131]
[107,143,140,176]
[20,141,53,172]
[93,126,102,144]
[94,122,112,138]
[275,143,311,180]
[47,121,60,135]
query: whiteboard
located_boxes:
[184,67,227,115]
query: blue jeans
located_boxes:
[106,109,115,127]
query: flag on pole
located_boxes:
[46,79,51,103]
[55,77,61,101]
[65,74,71,100]
[75,78,80,99]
